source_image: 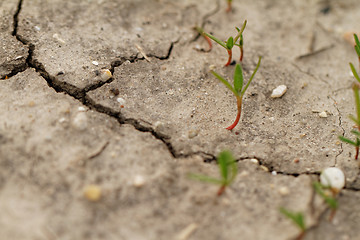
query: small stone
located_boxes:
[72,112,88,131]
[294,159,300,163]
[250,159,259,164]
[117,97,126,105]
[260,165,269,172]
[78,106,86,112]
[269,117,275,122]
[58,117,66,123]
[52,33,65,44]
[271,85,287,98]
[271,171,277,176]
[34,26,41,31]
[15,56,23,60]
[188,129,199,139]
[320,167,345,192]
[99,69,112,81]
[278,186,290,196]
[92,61,99,66]
[319,111,328,118]
[209,65,216,71]
[84,185,101,202]
[133,175,145,187]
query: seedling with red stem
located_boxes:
[194,26,212,52]
[339,34,360,160]
[313,182,338,222]
[226,0,233,12]
[188,150,237,196]
[279,207,306,240]
[210,56,261,130]
[199,20,247,66]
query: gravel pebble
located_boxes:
[271,85,287,98]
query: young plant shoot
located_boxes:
[194,26,212,52]
[201,20,247,66]
[313,182,338,222]
[226,0,233,12]
[279,208,306,240]
[339,34,360,160]
[188,150,237,196]
[210,56,261,130]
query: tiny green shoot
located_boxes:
[313,182,338,222]
[194,26,212,52]
[226,0,233,12]
[279,207,306,240]
[339,34,360,160]
[202,20,247,66]
[210,56,261,130]
[188,150,237,196]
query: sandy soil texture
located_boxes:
[1,0,360,239]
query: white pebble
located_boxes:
[320,167,345,192]
[58,117,66,123]
[250,159,259,164]
[72,112,88,131]
[319,111,328,118]
[34,26,41,31]
[78,106,86,112]
[99,69,112,81]
[52,33,65,44]
[271,85,287,98]
[269,117,275,122]
[271,171,277,176]
[117,97,126,105]
[133,175,145,187]
[92,61,99,66]
[260,165,269,172]
[278,186,290,196]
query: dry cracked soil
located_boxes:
[1,0,360,240]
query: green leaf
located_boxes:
[279,208,306,231]
[239,34,244,46]
[354,34,360,48]
[234,20,247,43]
[217,151,233,180]
[339,136,358,146]
[353,84,360,121]
[240,56,262,97]
[226,36,234,50]
[313,182,338,210]
[351,130,360,138]
[211,70,239,97]
[355,46,360,58]
[203,32,227,49]
[350,62,360,83]
[348,114,360,126]
[228,157,238,184]
[187,173,223,185]
[233,64,244,93]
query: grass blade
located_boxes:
[217,151,233,181]
[279,208,306,231]
[241,56,261,96]
[203,32,227,49]
[354,34,360,49]
[339,136,358,146]
[233,64,243,93]
[187,173,223,185]
[353,84,360,122]
[350,62,360,82]
[234,20,247,43]
[211,70,238,96]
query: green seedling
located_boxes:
[188,150,237,196]
[279,207,306,240]
[194,26,213,52]
[313,182,338,222]
[339,34,360,160]
[201,20,247,66]
[210,57,261,130]
[226,0,233,12]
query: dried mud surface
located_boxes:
[1,0,360,239]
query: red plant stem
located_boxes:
[204,34,212,52]
[240,47,244,62]
[217,185,226,196]
[225,49,232,66]
[356,145,359,160]
[226,97,242,130]
[329,209,337,222]
[226,1,232,12]
[295,231,305,240]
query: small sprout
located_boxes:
[194,26,212,52]
[210,57,261,130]
[279,207,306,240]
[188,150,238,196]
[202,20,247,66]
[226,0,233,12]
[313,181,339,222]
[354,34,360,68]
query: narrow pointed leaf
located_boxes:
[353,85,360,121]
[279,208,306,231]
[350,130,360,138]
[339,136,358,146]
[187,173,223,185]
[348,114,360,126]
[228,157,238,184]
[233,64,243,93]
[203,32,227,49]
[217,151,233,180]
[355,46,360,58]
[234,20,247,42]
[211,70,239,96]
[313,182,338,210]
[226,36,234,50]
[354,34,360,48]
[350,62,360,82]
[241,56,262,96]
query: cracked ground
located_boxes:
[1,0,360,239]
